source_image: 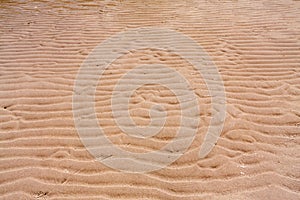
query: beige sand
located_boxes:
[0,0,299,199]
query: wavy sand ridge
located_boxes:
[0,0,300,199]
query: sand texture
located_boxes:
[0,0,300,199]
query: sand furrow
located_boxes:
[1,0,300,199]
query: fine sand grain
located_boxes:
[0,0,300,199]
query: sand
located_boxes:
[0,0,299,199]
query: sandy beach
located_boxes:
[0,0,299,199]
